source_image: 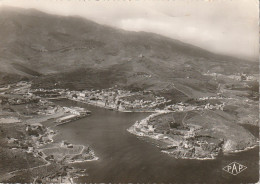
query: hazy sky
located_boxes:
[0,0,258,61]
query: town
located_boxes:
[0,70,258,181]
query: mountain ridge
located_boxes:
[0,6,257,67]
[0,6,258,102]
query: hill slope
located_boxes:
[0,7,258,101]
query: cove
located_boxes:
[53,99,259,183]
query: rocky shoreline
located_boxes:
[127,111,258,160]
[0,82,98,183]
[0,80,258,182]
[0,119,98,183]
[64,87,258,161]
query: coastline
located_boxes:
[65,97,259,161]
[0,120,99,183]
[128,123,259,160]
[68,97,158,113]
[37,114,98,182]
[223,144,259,154]
[0,85,98,183]
[1,81,258,182]
[127,111,259,160]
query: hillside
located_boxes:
[0,7,258,101]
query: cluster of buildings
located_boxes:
[204,103,224,110]
[56,106,90,125]
[0,95,37,105]
[0,82,39,106]
[62,106,90,116]
[128,112,168,137]
[66,88,170,112]
[30,88,64,98]
[129,112,222,159]
[120,95,170,111]
[61,140,74,149]
[64,87,225,112]
[166,102,196,112]
[204,72,258,82]
[166,101,224,112]
[7,124,55,154]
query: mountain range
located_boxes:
[0,7,258,102]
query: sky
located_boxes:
[0,0,259,61]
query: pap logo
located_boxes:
[223,162,247,175]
